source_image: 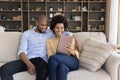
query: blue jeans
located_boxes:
[48,53,79,80]
[0,57,48,80]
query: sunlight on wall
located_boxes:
[108,0,119,44]
[117,1,120,44]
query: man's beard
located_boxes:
[37,27,46,33]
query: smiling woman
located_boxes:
[47,15,80,80]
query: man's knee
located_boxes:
[0,64,11,75]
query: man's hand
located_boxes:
[27,63,36,75]
[19,53,36,75]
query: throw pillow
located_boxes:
[73,32,107,53]
[79,38,115,72]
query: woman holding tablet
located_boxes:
[46,15,80,80]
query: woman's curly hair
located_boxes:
[50,15,68,33]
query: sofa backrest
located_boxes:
[0,32,106,63]
[0,32,22,63]
[73,32,107,50]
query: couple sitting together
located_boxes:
[0,14,80,80]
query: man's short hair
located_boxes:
[36,15,48,21]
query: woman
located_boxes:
[47,15,80,80]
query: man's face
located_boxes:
[36,20,48,33]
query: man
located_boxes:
[0,15,54,80]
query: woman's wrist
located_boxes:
[70,50,75,55]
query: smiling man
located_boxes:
[0,15,54,80]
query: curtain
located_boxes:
[107,0,119,45]
[117,0,120,44]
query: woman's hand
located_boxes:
[65,43,75,55]
[27,63,36,75]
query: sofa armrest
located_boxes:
[104,52,120,80]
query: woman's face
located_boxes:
[54,23,64,37]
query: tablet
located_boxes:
[57,35,73,55]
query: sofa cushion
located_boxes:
[73,32,107,52]
[79,38,114,71]
[0,62,6,67]
[0,32,22,62]
[13,71,36,80]
[13,71,50,80]
[67,68,111,80]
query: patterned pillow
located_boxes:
[79,38,115,72]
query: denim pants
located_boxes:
[0,57,48,80]
[48,53,79,80]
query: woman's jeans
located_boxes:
[48,53,79,80]
[0,57,48,80]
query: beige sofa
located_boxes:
[0,32,120,80]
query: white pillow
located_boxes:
[73,32,107,52]
[79,38,115,72]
